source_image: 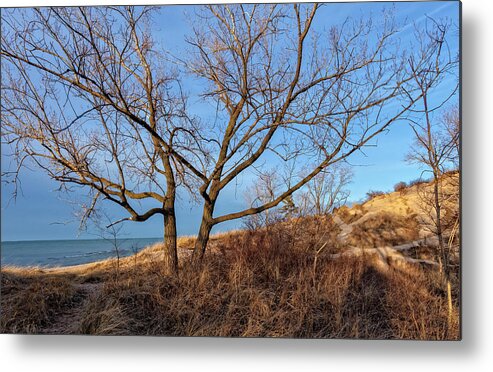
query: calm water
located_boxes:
[1,238,162,267]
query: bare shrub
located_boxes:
[2,214,459,339]
[365,190,386,201]
[335,204,367,225]
[408,178,428,188]
[394,182,407,193]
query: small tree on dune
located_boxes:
[405,18,459,333]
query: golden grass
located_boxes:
[64,230,459,339]
[347,212,421,248]
[359,171,459,218]
[1,220,459,339]
[1,269,78,334]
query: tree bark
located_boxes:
[433,176,447,272]
[192,202,214,263]
[162,198,178,275]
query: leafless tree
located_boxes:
[243,168,284,230]
[242,167,302,230]
[182,3,440,261]
[1,5,457,275]
[405,18,459,333]
[298,164,352,216]
[90,211,125,278]
[1,6,201,275]
[442,105,460,254]
[406,18,459,272]
[443,105,460,170]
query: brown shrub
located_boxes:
[336,204,366,225]
[1,216,459,340]
[366,190,386,201]
[384,269,459,340]
[394,181,407,193]
[408,178,428,188]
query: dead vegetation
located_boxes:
[347,212,421,248]
[1,219,459,339]
[335,204,367,225]
[0,269,78,334]
[67,234,459,339]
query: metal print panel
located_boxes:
[1,1,461,339]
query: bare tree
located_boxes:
[443,105,460,170]
[182,3,439,261]
[443,105,460,255]
[1,5,457,275]
[406,19,459,273]
[243,168,284,230]
[1,6,201,275]
[298,164,352,216]
[242,167,302,230]
[90,211,125,278]
[405,18,459,333]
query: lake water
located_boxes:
[1,238,162,267]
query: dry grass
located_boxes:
[63,229,458,339]
[0,268,78,334]
[347,212,421,248]
[335,204,367,224]
[1,250,459,340]
[2,215,458,339]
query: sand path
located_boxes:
[41,282,103,335]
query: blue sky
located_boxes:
[1,1,460,241]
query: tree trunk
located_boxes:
[434,177,447,271]
[163,200,178,276]
[433,175,454,336]
[446,278,453,336]
[192,203,214,263]
[161,154,178,276]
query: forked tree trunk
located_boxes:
[163,199,178,276]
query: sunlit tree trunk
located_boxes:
[192,202,214,263]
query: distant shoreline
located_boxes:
[1,237,164,268]
[0,237,163,243]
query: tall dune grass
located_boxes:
[71,225,458,339]
[1,215,459,339]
